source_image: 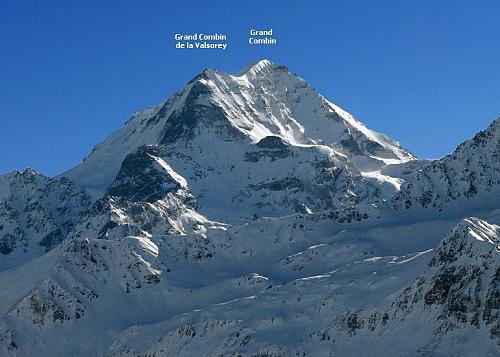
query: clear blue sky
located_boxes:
[1,0,499,176]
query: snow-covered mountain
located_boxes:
[388,118,500,211]
[60,60,414,222]
[0,169,91,270]
[0,60,499,356]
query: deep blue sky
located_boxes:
[1,0,499,176]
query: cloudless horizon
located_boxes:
[1,0,499,176]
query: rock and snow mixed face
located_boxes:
[0,169,91,269]
[0,59,499,356]
[62,60,414,188]
[96,217,500,356]
[67,145,208,242]
[357,217,500,356]
[59,60,415,223]
[388,118,500,211]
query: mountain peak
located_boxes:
[236,59,288,77]
[61,60,415,195]
[427,217,500,269]
[22,168,38,176]
[452,217,500,246]
[195,59,289,81]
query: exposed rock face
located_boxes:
[68,145,205,241]
[0,169,91,264]
[160,80,246,145]
[390,218,500,342]
[107,145,186,202]
[389,119,500,210]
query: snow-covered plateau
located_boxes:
[1,59,499,356]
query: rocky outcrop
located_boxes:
[390,119,500,210]
[0,169,91,261]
